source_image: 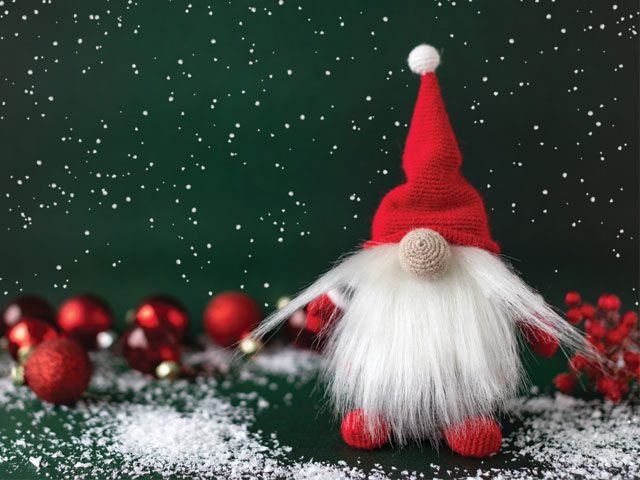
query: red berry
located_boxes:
[58,295,113,350]
[585,319,606,338]
[24,338,92,404]
[604,328,626,346]
[7,318,58,360]
[584,360,604,378]
[598,294,621,311]
[565,291,581,308]
[617,323,631,336]
[608,295,622,311]
[580,304,596,320]
[617,378,630,395]
[585,334,603,345]
[553,372,577,394]
[605,388,622,403]
[584,336,606,355]
[621,311,638,327]
[566,308,583,325]
[204,292,262,347]
[121,326,181,375]
[623,351,640,370]
[135,295,189,339]
[596,376,617,395]
[569,354,588,372]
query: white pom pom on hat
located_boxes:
[407,44,440,75]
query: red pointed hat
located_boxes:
[365,44,500,254]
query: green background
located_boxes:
[0,0,638,478]
[1,0,637,328]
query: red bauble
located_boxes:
[1,295,56,336]
[24,338,92,404]
[58,295,113,350]
[121,325,181,375]
[204,292,262,347]
[7,318,59,360]
[134,295,188,339]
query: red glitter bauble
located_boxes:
[58,295,113,350]
[204,292,262,347]
[7,318,58,360]
[134,295,189,339]
[24,338,92,405]
[121,325,181,375]
[1,295,56,337]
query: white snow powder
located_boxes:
[0,348,637,479]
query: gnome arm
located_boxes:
[519,323,559,358]
[305,290,345,334]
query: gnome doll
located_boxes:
[254,45,597,458]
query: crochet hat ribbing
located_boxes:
[366,44,500,254]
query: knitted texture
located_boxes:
[305,293,340,334]
[24,337,92,405]
[521,323,559,358]
[444,416,502,458]
[340,409,389,450]
[366,72,500,254]
[398,228,451,278]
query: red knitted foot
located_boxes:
[340,409,389,450]
[444,417,502,458]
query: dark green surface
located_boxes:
[0,347,567,480]
[0,0,638,478]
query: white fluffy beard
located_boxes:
[255,244,596,446]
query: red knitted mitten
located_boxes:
[444,416,502,458]
[521,323,559,358]
[340,409,389,450]
[305,293,341,334]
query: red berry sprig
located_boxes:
[553,292,638,402]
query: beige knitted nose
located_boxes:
[398,228,451,279]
